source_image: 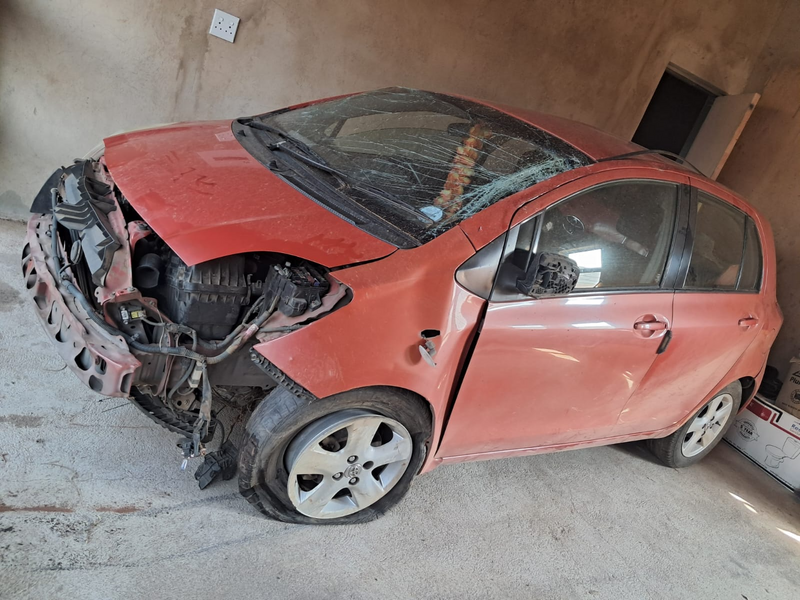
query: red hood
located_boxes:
[103,120,396,267]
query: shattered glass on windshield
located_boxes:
[244,88,591,245]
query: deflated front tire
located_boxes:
[238,386,431,524]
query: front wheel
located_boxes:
[647,381,741,468]
[238,386,431,524]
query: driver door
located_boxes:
[437,177,687,460]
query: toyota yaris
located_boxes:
[22,88,781,523]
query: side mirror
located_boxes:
[516,253,580,297]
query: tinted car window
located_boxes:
[685,194,746,290]
[239,88,590,246]
[738,217,763,291]
[492,181,678,300]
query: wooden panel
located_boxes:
[685,92,760,179]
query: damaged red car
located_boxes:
[22,88,781,523]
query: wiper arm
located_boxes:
[239,119,323,162]
[269,143,432,225]
[240,119,432,225]
[345,179,433,225]
[269,140,345,179]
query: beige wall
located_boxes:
[1,0,797,367]
[718,0,800,374]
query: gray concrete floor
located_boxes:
[1,217,799,600]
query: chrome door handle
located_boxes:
[738,317,759,328]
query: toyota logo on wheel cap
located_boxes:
[345,464,362,478]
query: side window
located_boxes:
[738,218,763,291]
[684,193,750,290]
[491,181,678,300]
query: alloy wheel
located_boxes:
[681,393,734,458]
[285,409,413,518]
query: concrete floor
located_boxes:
[1,218,799,600]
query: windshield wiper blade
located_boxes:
[239,119,324,161]
[235,121,423,247]
[269,142,432,225]
[347,180,433,224]
[268,140,343,177]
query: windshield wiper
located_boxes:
[268,140,344,178]
[238,119,324,161]
[347,179,434,225]
[240,119,432,225]
[267,141,433,226]
[241,119,432,223]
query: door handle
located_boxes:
[738,317,759,328]
[633,314,670,339]
[634,321,668,331]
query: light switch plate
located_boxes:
[209,9,239,43]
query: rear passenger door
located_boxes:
[615,185,764,434]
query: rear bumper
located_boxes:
[22,213,140,397]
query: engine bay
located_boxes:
[44,157,347,465]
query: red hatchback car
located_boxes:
[23,88,781,523]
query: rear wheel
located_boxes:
[238,386,430,524]
[647,381,741,468]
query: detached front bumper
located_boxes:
[22,213,140,397]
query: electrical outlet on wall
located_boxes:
[209,9,239,43]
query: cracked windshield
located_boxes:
[252,88,591,244]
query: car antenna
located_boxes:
[596,149,703,175]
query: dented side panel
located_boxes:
[251,226,483,472]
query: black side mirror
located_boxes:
[516,253,580,297]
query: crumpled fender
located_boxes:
[252,226,484,473]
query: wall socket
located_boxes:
[209,9,239,43]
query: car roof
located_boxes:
[422,91,772,251]
[463,95,697,175]
[481,100,641,161]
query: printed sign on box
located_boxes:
[725,394,800,490]
[775,356,800,419]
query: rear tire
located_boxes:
[238,386,431,524]
[647,381,741,468]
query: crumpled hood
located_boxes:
[103,120,396,267]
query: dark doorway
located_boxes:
[633,70,717,157]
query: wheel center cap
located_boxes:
[345,464,362,478]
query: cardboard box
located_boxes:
[774,356,800,419]
[725,394,800,490]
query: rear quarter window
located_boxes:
[684,192,761,292]
[738,217,763,291]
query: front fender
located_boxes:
[251,227,483,473]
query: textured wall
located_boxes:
[0,0,784,218]
[717,0,800,373]
[0,0,797,366]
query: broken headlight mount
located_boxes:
[263,262,330,317]
[44,166,337,488]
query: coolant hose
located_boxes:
[63,278,286,364]
[62,279,208,362]
[51,194,208,363]
[206,295,279,365]
[54,199,280,365]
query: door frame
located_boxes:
[435,171,693,463]
[676,182,766,295]
[501,170,692,298]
